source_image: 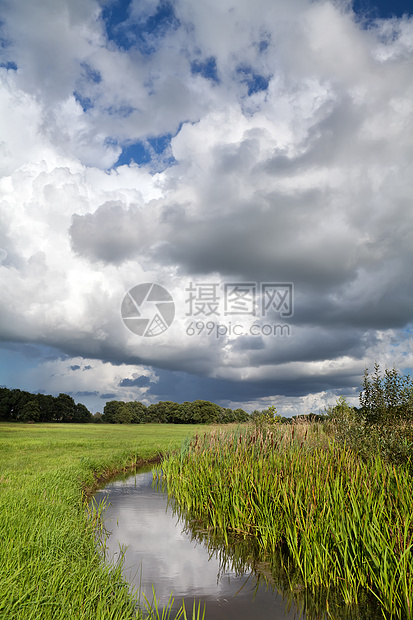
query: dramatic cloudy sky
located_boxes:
[1,0,413,415]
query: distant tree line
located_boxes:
[101,399,249,425]
[0,387,249,425]
[0,387,92,423]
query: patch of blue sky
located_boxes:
[116,141,151,166]
[101,0,180,54]
[191,57,219,83]
[258,39,270,54]
[237,66,270,96]
[100,0,132,44]
[0,20,9,46]
[73,63,102,111]
[147,133,172,154]
[0,19,17,69]
[105,103,135,118]
[353,0,413,19]
[0,61,17,70]
[80,62,102,84]
[114,132,176,169]
[73,90,94,112]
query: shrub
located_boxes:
[251,405,281,429]
[326,367,413,467]
[360,363,413,424]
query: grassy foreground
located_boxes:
[159,424,413,619]
[0,423,206,620]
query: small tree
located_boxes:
[325,396,356,424]
[252,405,280,429]
[360,363,413,424]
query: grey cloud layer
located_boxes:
[1,0,413,410]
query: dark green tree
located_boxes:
[102,401,123,423]
[3,389,33,421]
[73,402,92,423]
[36,394,56,422]
[0,387,12,420]
[164,402,183,423]
[178,401,194,424]
[233,408,249,422]
[20,399,41,423]
[189,400,221,423]
[127,401,147,423]
[220,408,235,423]
[146,402,173,423]
[54,393,76,422]
[114,404,135,424]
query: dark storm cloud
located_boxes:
[119,375,151,387]
[71,184,360,290]
[231,327,377,365]
[0,342,66,361]
[154,190,358,289]
[146,367,362,407]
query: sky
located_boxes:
[1,0,413,416]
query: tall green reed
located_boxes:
[157,425,413,619]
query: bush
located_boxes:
[326,367,413,467]
[360,363,413,424]
[251,405,281,429]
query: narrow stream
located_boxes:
[93,466,305,619]
[93,467,382,620]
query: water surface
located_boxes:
[93,467,305,619]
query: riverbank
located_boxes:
[159,423,413,619]
[0,423,206,619]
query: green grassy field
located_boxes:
[0,423,206,620]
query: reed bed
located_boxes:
[157,424,413,619]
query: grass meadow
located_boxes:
[159,423,413,619]
[2,420,412,620]
[0,423,206,620]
